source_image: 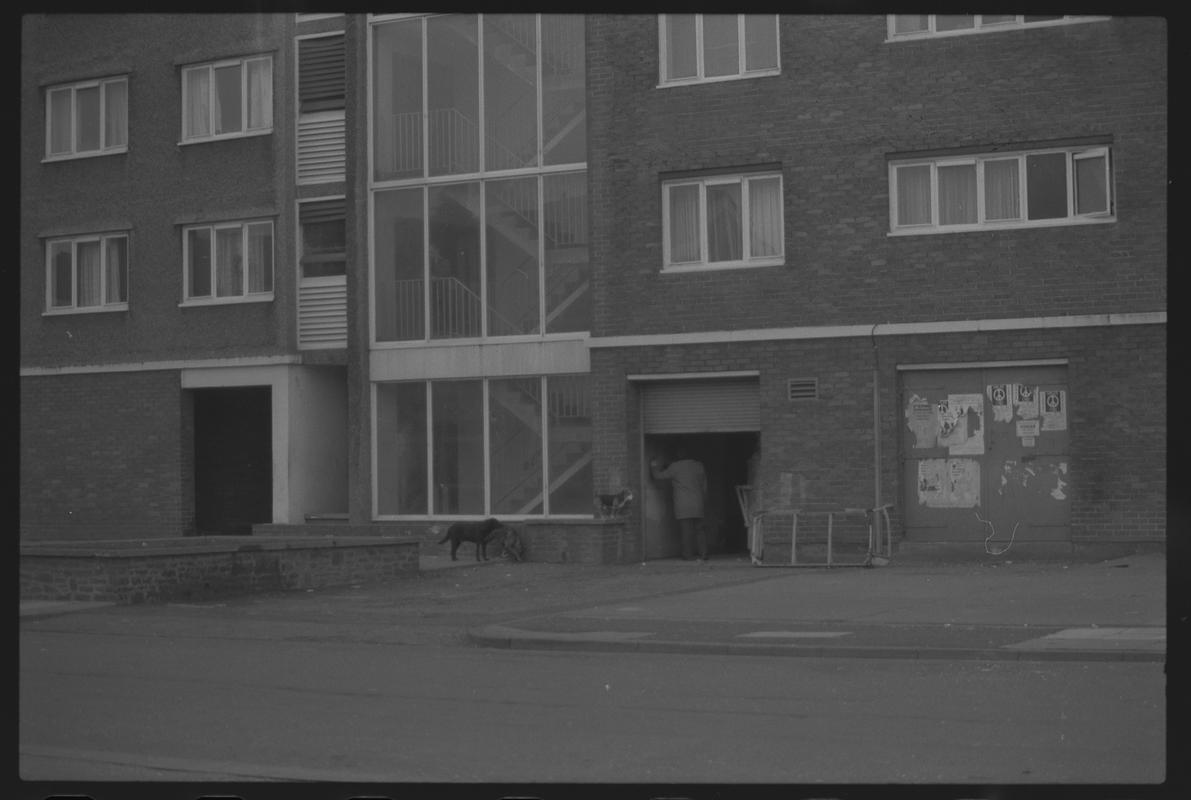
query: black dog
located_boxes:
[436,517,507,562]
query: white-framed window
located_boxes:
[662,171,784,271]
[181,55,273,143]
[887,15,1109,40]
[182,219,274,303]
[659,14,779,86]
[45,76,128,160]
[45,233,129,313]
[889,146,1113,234]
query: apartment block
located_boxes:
[21,14,1166,560]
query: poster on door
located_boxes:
[1014,383,1039,419]
[917,458,981,508]
[1041,389,1067,431]
[938,393,984,455]
[987,383,1013,423]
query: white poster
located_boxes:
[940,393,985,455]
[1016,419,1040,438]
[987,383,1013,423]
[1041,389,1067,431]
[1014,383,1039,420]
[917,458,981,508]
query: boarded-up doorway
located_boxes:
[193,387,272,535]
[901,364,1070,545]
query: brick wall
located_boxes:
[20,537,420,603]
[20,371,193,540]
[592,322,1165,546]
[587,15,1165,338]
[21,13,295,369]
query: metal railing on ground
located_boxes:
[737,489,892,568]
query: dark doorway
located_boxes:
[646,431,758,556]
[193,387,272,535]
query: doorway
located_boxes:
[644,432,759,559]
[192,387,273,535]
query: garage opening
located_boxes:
[192,387,272,535]
[639,377,760,560]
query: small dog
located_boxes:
[594,488,633,518]
[435,517,508,562]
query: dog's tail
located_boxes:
[431,525,448,544]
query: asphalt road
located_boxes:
[20,621,1164,785]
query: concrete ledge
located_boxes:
[20,535,420,604]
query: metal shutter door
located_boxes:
[641,379,760,433]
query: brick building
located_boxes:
[21,14,1166,560]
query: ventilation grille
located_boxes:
[787,378,818,401]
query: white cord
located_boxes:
[975,510,1021,556]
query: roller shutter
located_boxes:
[641,378,760,433]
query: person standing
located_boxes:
[650,447,708,561]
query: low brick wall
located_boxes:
[521,519,636,564]
[19,535,419,604]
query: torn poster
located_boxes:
[940,393,984,455]
[987,384,1013,423]
[1000,459,1069,502]
[917,458,981,508]
[905,393,939,449]
[1014,383,1039,419]
[1041,389,1067,431]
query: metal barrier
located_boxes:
[740,497,893,568]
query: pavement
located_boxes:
[19,549,1169,663]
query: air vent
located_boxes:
[787,378,818,401]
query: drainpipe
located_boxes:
[872,324,883,557]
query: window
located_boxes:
[45,76,128,159]
[375,375,593,517]
[888,15,1107,39]
[659,14,779,84]
[299,199,346,278]
[183,220,274,302]
[663,171,784,270]
[181,55,273,142]
[372,14,586,181]
[45,233,129,312]
[889,146,1113,234]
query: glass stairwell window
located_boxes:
[370,14,588,343]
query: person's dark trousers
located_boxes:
[678,518,708,560]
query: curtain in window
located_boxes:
[104,80,127,148]
[246,59,271,130]
[76,241,102,306]
[938,164,977,225]
[983,159,1020,220]
[665,14,698,79]
[49,89,73,155]
[105,237,127,303]
[215,228,242,297]
[185,69,211,138]
[668,184,701,263]
[247,223,273,293]
[896,165,931,225]
[748,177,782,258]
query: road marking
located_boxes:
[736,631,852,639]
